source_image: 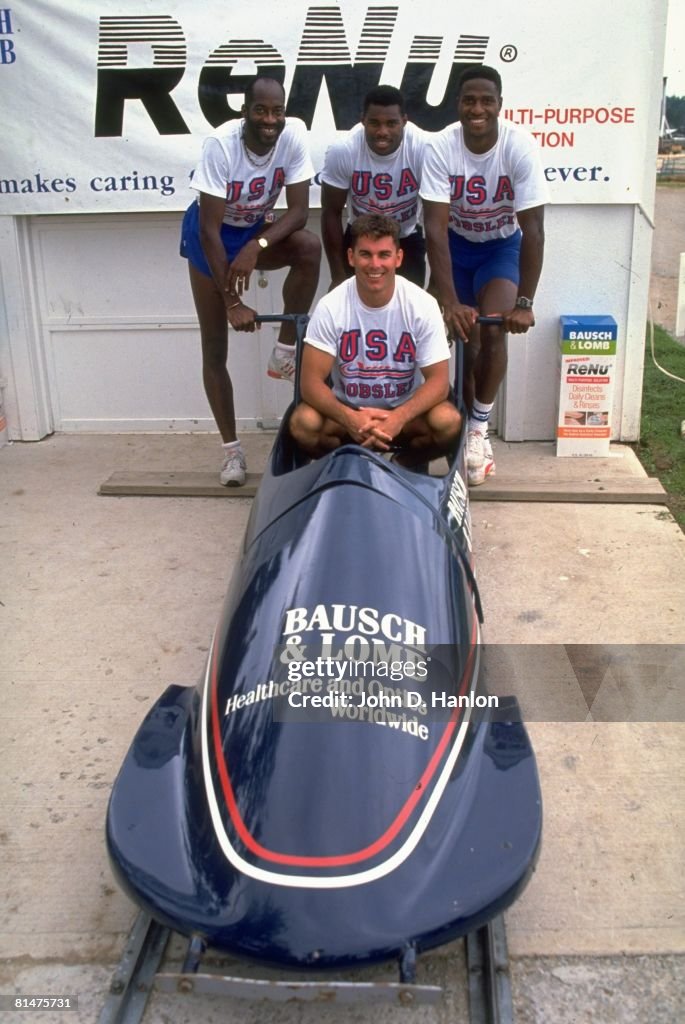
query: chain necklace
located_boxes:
[241,121,276,168]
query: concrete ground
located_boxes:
[650,183,685,337]
[1,431,684,1023]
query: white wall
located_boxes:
[0,211,328,437]
[0,204,654,443]
[501,203,653,441]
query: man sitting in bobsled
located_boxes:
[289,213,461,468]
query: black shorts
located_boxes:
[343,225,427,288]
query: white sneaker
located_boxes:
[267,345,296,383]
[467,431,495,487]
[220,445,246,487]
[482,434,496,478]
[466,429,485,471]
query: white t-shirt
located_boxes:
[304,276,450,408]
[321,122,427,237]
[190,118,314,227]
[420,120,548,242]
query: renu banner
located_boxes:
[0,0,666,213]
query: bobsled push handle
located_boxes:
[254,313,502,410]
[255,314,310,401]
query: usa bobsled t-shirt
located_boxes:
[190,118,314,227]
[321,122,427,237]
[420,120,548,242]
[304,276,450,408]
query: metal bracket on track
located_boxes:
[155,972,443,1005]
[156,931,440,1003]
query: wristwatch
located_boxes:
[515,296,534,310]
[256,237,269,250]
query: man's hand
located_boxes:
[224,240,260,296]
[442,299,478,342]
[357,407,410,451]
[340,406,390,446]
[503,306,535,335]
[222,241,262,330]
[225,298,258,333]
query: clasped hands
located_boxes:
[343,406,406,452]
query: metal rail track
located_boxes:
[98,911,514,1023]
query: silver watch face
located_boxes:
[515,297,533,309]
[258,237,268,249]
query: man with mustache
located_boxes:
[181,76,320,485]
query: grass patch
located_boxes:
[634,324,685,530]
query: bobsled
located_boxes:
[106,316,541,994]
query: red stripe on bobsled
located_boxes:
[210,619,477,868]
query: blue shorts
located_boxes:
[179,200,264,277]
[448,229,522,307]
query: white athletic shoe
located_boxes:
[482,434,496,479]
[466,429,485,470]
[220,445,246,487]
[267,345,296,383]
[466,430,495,486]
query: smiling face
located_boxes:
[242,79,286,153]
[457,77,502,152]
[361,103,407,156]
[347,233,403,307]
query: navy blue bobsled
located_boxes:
[106,316,541,981]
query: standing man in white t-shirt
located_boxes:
[421,65,548,485]
[290,214,461,466]
[321,85,427,288]
[180,76,320,486]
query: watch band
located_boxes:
[515,296,534,310]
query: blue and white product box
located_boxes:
[557,315,618,457]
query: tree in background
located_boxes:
[666,95,685,133]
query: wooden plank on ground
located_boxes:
[98,471,261,497]
[469,477,668,503]
[99,470,668,504]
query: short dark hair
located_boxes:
[457,64,502,97]
[244,75,286,105]
[349,214,400,248]
[362,85,406,115]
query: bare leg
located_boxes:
[289,403,351,457]
[258,230,321,346]
[472,277,517,405]
[291,401,461,465]
[462,323,480,415]
[189,263,236,442]
[394,402,462,466]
